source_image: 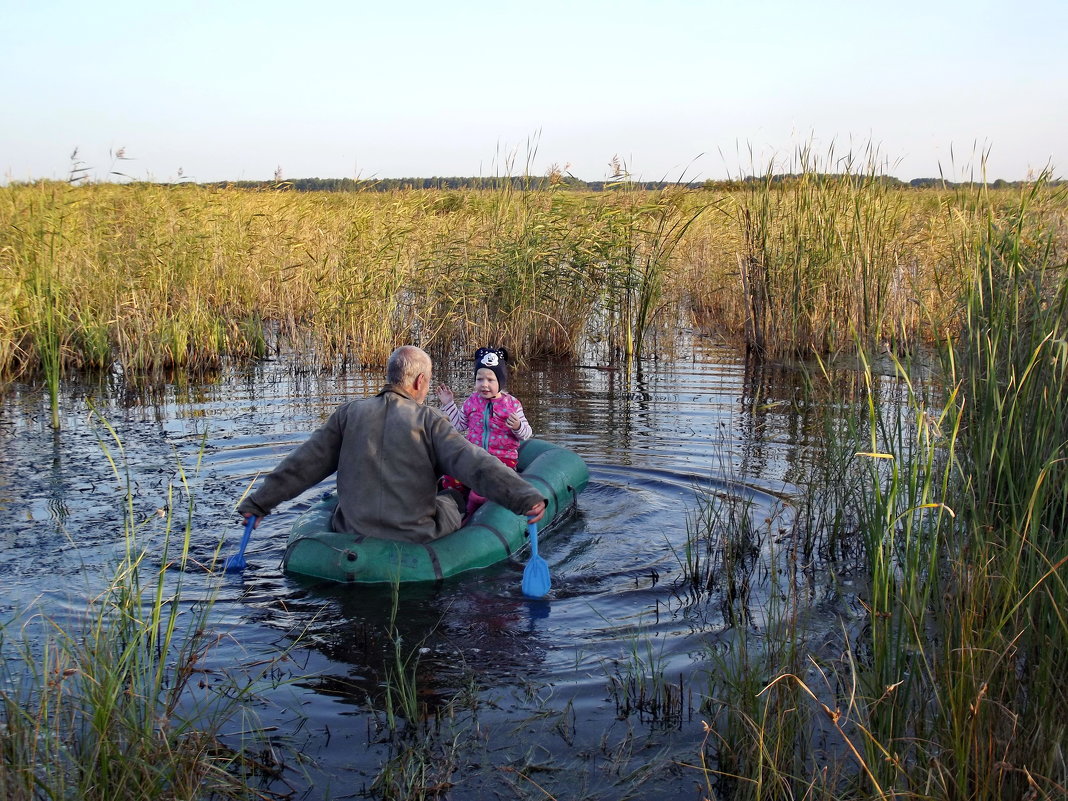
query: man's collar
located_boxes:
[379,383,417,401]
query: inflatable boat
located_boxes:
[282,439,588,584]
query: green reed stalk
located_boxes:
[13,186,70,427]
[604,619,690,727]
[370,581,473,800]
[625,190,712,360]
[936,176,1068,799]
[849,350,959,794]
[35,239,61,430]
[694,518,813,800]
[382,580,424,732]
[684,173,1066,799]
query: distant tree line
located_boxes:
[199,176,678,192]
[187,174,1063,193]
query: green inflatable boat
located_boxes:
[282,438,588,584]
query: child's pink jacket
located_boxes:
[440,392,532,464]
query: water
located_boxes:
[0,336,875,799]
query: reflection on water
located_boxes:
[0,335,903,798]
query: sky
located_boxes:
[2,0,1065,184]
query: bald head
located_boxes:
[387,346,432,397]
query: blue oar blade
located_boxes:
[521,523,551,598]
[223,516,256,573]
[522,557,551,597]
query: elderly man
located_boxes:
[238,345,546,542]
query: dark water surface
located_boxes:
[0,336,867,799]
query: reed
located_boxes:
[934,175,1068,799]
[0,419,270,800]
[369,582,473,800]
[381,580,427,732]
[676,474,817,798]
[728,145,934,357]
[605,624,692,728]
[3,183,77,426]
[687,178,1068,800]
[3,167,1061,385]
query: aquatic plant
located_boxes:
[2,163,1062,384]
[686,177,1068,800]
[0,418,278,800]
[932,175,1068,800]
[605,623,692,728]
[380,580,429,732]
[367,581,482,800]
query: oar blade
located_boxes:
[223,517,256,573]
[521,523,551,598]
[522,555,551,597]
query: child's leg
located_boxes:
[441,475,463,491]
[465,491,486,518]
[463,457,521,521]
[466,454,518,518]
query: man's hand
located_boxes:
[526,500,546,524]
[241,511,261,528]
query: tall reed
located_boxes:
[731,145,927,357]
[5,169,1057,385]
[3,184,76,426]
[687,177,1068,800]
[934,176,1068,799]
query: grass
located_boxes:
[0,416,281,801]
[366,582,479,801]
[604,622,692,728]
[933,177,1068,800]
[679,176,1068,800]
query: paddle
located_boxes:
[223,515,257,573]
[521,522,551,597]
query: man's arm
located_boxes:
[430,415,544,515]
[237,406,346,518]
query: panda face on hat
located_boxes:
[474,347,509,392]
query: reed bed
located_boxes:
[686,179,1068,799]
[3,164,1064,397]
[0,180,707,383]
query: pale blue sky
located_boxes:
[2,0,1064,183]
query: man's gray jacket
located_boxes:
[237,385,545,542]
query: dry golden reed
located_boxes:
[1,169,1065,385]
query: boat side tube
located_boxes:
[282,439,588,584]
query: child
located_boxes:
[437,347,532,516]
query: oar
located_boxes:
[521,522,551,598]
[223,516,257,573]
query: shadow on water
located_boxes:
[0,336,904,799]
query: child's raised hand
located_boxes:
[506,412,521,431]
[436,384,455,406]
